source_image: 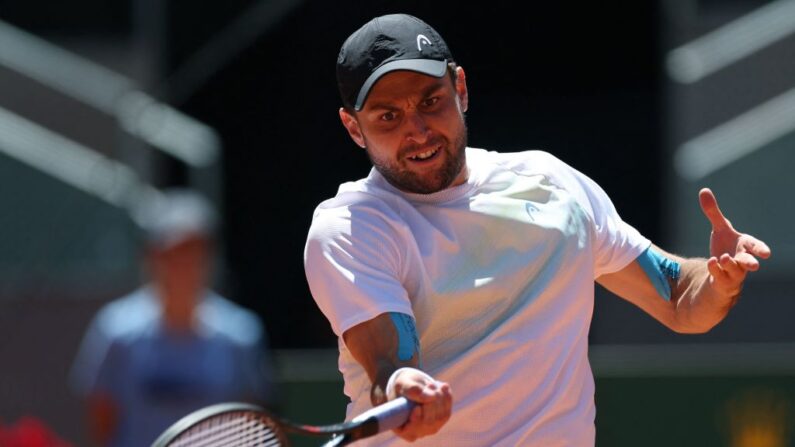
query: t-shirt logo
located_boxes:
[525,202,539,221]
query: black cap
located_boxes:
[336,14,454,111]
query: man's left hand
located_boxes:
[699,188,771,297]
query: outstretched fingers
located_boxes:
[734,252,760,271]
[732,235,771,271]
[707,257,728,282]
[708,256,744,297]
[718,254,746,278]
[698,188,771,300]
[699,188,733,231]
[742,235,772,260]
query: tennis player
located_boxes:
[304,13,771,446]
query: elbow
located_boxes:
[669,315,721,334]
[671,324,713,335]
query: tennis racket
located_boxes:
[151,397,414,447]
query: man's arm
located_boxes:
[598,249,732,333]
[597,188,771,333]
[343,312,452,442]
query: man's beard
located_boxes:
[367,125,468,194]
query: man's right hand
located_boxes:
[343,313,452,442]
[387,368,453,442]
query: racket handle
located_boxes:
[351,396,415,432]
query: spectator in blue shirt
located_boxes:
[70,189,274,447]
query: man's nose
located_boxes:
[404,111,429,144]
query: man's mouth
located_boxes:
[408,146,440,161]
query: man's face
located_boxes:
[340,67,469,194]
[149,235,210,306]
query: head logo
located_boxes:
[416,34,432,52]
[525,203,539,221]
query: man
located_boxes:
[70,189,273,447]
[303,13,771,446]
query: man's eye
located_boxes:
[381,112,396,121]
[423,97,440,107]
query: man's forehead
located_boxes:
[364,71,448,107]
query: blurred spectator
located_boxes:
[69,189,274,447]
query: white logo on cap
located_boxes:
[416,34,432,52]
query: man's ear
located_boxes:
[455,66,469,113]
[339,107,366,148]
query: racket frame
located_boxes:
[152,397,413,447]
[151,402,288,447]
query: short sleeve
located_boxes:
[513,151,650,277]
[304,201,413,337]
[69,312,119,397]
[578,173,650,277]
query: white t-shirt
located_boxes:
[304,148,649,446]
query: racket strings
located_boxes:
[169,411,283,447]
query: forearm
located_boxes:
[370,359,417,405]
[342,312,420,405]
[670,256,738,333]
[342,312,452,441]
[600,189,769,335]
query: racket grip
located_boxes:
[352,397,415,432]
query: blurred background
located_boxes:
[0,0,793,445]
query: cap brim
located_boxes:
[354,59,448,111]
